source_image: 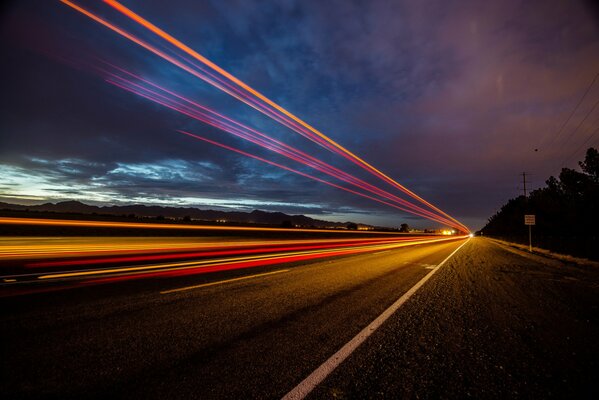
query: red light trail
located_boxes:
[25,237,420,268]
[0,231,468,297]
[59,0,469,233]
[102,67,461,228]
[178,131,464,227]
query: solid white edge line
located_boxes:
[281,238,470,400]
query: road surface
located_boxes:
[1,237,597,399]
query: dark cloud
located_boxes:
[1,0,598,229]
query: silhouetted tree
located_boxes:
[482,147,598,259]
[346,222,358,230]
[399,223,410,232]
[580,147,599,182]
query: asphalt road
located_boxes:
[0,234,460,293]
[1,237,464,399]
[309,238,599,399]
[2,237,597,399]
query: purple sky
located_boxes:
[1,0,599,230]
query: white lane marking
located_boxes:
[281,239,469,400]
[160,269,289,294]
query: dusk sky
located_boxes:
[1,0,598,230]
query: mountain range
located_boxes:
[0,200,370,229]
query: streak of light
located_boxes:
[61,0,469,233]
[102,0,468,233]
[159,269,289,294]
[180,131,462,229]
[103,69,461,228]
[1,236,424,260]
[25,237,420,268]
[0,217,398,234]
[0,235,467,298]
[33,235,466,282]
[0,236,415,261]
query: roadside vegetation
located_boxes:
[482,147,599,260]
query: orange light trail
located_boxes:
[178,131,463,225]
[79,235,468,284]
[102,69,461,228]
[0,233,467,298]
[0,217,397,234]
[0,236,416,260]
[100,0,469,233]
[59,0,469,233]
[25,237,422,268]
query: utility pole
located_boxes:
[522,172,533,252]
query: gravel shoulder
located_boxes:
[311,237,599,399]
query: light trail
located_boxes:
[2,235,465,284]
[0,228,466,297]
[35,241,415,280]
[25,237,421,268]
[178,131,462,224]
[101,0,469,233]
[0,236,419,261]
[60,0,470,233]
[106,63,463,229]
[0,217,399,234]
[103,69,461,228]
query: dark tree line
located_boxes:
[481,147,599,260]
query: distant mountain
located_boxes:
[0,200,370,229]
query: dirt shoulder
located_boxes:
[312,237,599,399]
[487,237,599,267]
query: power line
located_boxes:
[543,71,599,147]
[556,96,599,171]
[561,125,599,168]
[558,96,599,149]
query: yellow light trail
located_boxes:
[0,217,399,235]
[32,235,465,281]
[0,236,411,260]
[0,237,365,256]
